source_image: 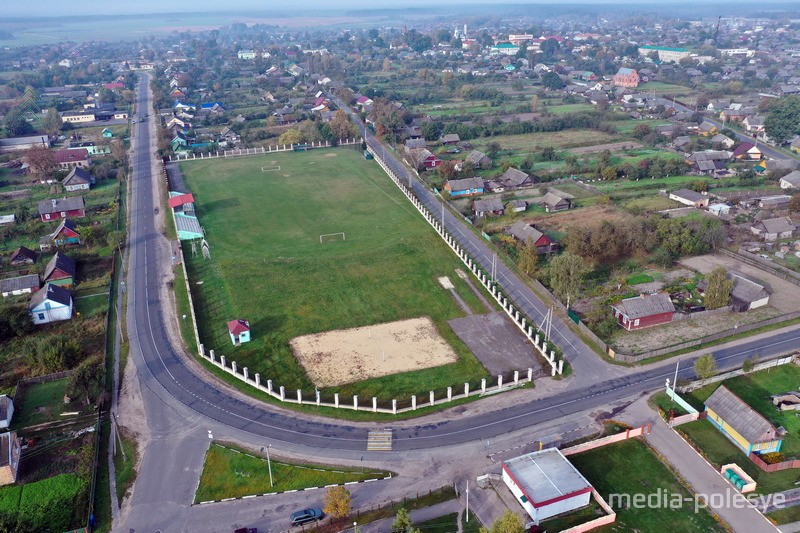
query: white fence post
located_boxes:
[353,395,358,410]
[267,379,273,394]
[243,367,249,381]
[279,386,285,400]
[231,361,237,374]
[527,368,533,382]
[334,393,339,408]
[429,391,435,406]
[373,397,377,412]
[412,395,417,410]
[392,399,397,414]
[514,370,519,385]
[558,359,564,374]
[220,355,226,368]
[447,386,452,401]
[316,390,321,406]
[465,383,470,396]
[297,390,302,404]
[498,375,503,389]
[481,379,486,393]
[255,373,261,387]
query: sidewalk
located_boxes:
[360,500,463,533]
[626,400,778,533]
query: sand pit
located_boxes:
[291,317,458,387]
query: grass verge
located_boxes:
[194,442,392,503]
[113,428,138,504]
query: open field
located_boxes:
[485,204,630,235]
[291,317,458,387]
[471,130,620,152]
[195,442,390,502]
[637,82,695,96]
[547,438,725,532]
[180,148,489,400]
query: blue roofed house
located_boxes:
[444,177,484,198]
[704,385,783,456]
[101,128,113,139]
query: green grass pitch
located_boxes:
[179,148,490,400]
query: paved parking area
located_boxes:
[448,312,542,376]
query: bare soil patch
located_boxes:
[490,205,630,234]
[291,317,458,387]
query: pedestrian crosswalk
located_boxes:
[367,429,393,451]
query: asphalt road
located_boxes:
[122,74,800,460]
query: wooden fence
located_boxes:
[609,312,800,363]
[722,248,800,287]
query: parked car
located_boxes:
[290,508,324,526]
[234,528,257,533]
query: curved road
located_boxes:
[126,73,800,456]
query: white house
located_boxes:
[28,283,73,325]
[502,448,593,525]
[0,396,13,430]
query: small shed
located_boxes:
[227,319,251,346]
[611,293,674,330]
[101,128,114,138]
[0,431,21,486]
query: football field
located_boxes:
[179,148,489,400]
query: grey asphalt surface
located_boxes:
[118,74,800,531]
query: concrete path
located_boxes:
[360,499,463,533]
[626,401,778,533]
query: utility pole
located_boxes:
[466,480,470,523]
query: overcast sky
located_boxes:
[7,0,793,18]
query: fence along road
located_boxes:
[124,73,800,457]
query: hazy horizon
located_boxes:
[5,0,798,18]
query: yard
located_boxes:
[543,438,725,532]
[194,442,391,502]
[675,364,800,496]
[471,130,620,153]
[12,379,90,428]
[180,148,490,401]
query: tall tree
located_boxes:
[392,508,413,533]
[329,110,356,140]
[548,251,589,303]
[25,145,56,177]
[517,241,539,278]
[42,107,63,136]
[487,510,525,533]
[694,353,718,383]
[765,95,800,144]
[541,71,564,90]
[67,356,105,405]
[322,486,352,520]
[278,128,304,145]
[704,267,733,310]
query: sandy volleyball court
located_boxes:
[290,317,458,387]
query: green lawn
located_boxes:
[73,291,109,318]
[179,148,489,401]
[194,443,391,502]
[13,379,79,427]
[626,273,654,285]
[547,103,596,115]
[768,504,800,525]
[637,82,694,96]
[556,438,725,532]
[114,429,138,503]
[471,130,619,153]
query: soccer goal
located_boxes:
[320,232,346,244]
[260,165,281,172]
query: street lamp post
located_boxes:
[353,522,357,533]
[266,444,274,487]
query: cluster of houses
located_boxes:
[1,250,76,325]
[611,270,772,332]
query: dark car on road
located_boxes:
[233,528,256,533]
[290,508,324,526]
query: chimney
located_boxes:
[52,199,57,209]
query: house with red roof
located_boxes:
[54,148,90,170]
[227,319,251,346]
[732,142,762,161]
